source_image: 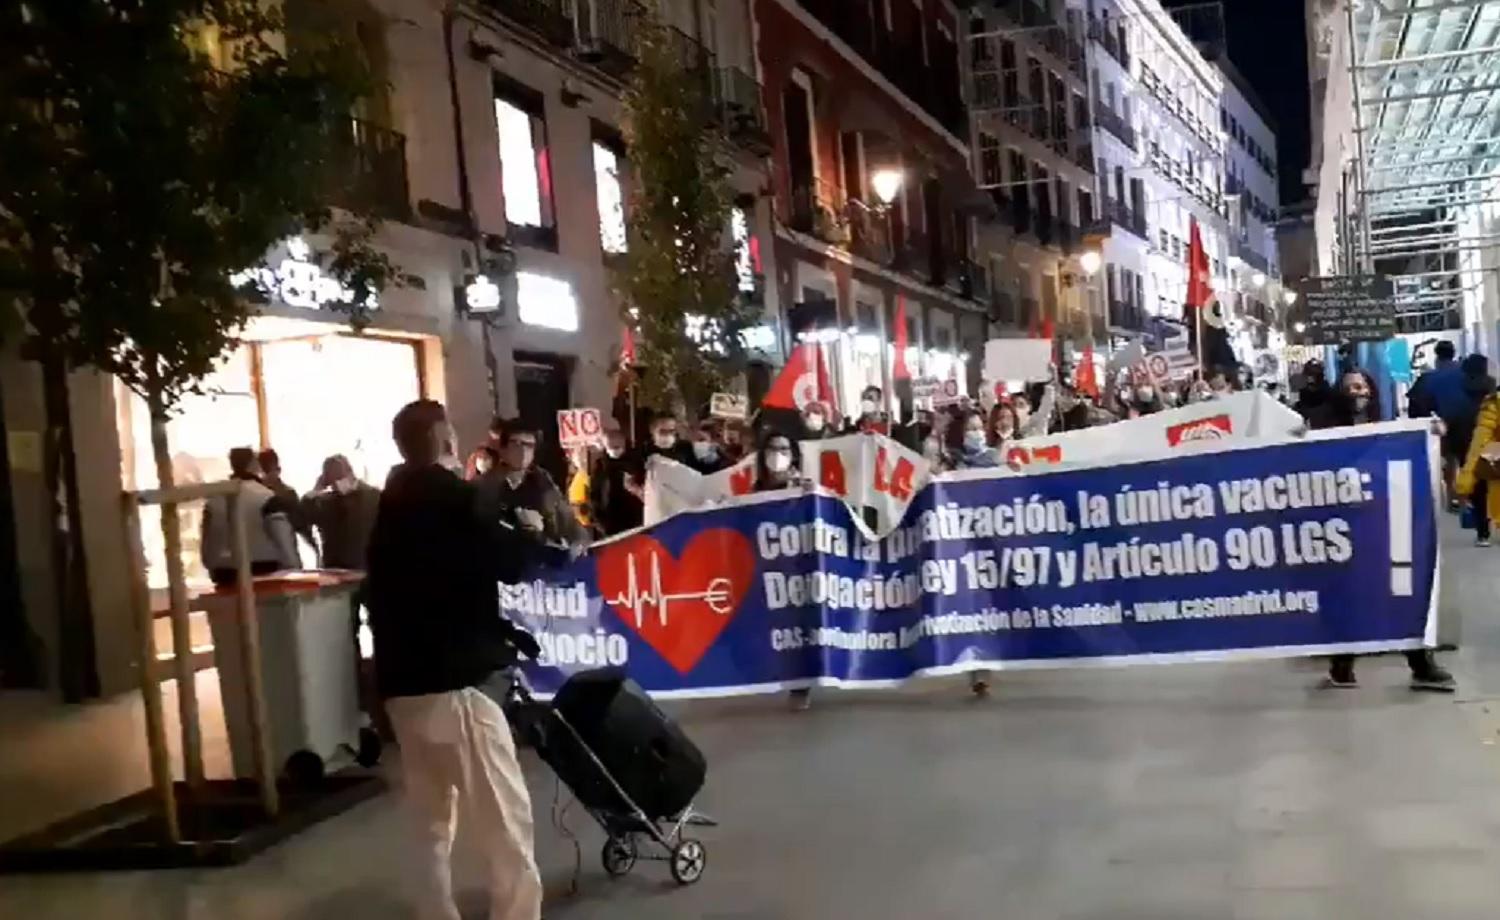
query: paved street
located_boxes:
[5,522,1500,919]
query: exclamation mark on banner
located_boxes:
[1387,460,1413,597]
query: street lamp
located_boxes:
[1294,321,1307,334]
[1283,290,1298,306]
[1252,271,1267,288]
[1078,250,1102,277]
[871,168,904,206]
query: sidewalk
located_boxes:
[4,523,1500,919]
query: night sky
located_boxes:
[1162,0,1312,207]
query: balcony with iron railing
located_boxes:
[1095,105,1136,151]
[484,0,644,76]
[1232,237,1270,274]
[1137,64,1219,151]
[894,227,935,282]
[786,177,848,245]
[1100,196,1147,241]
[1086,16,1130,70]
[846,201,893,265]
[797,0,968,139]
[1108,298,1146,332]
[957,257,991,304]
[713,66,772,155]
[1147,143,1228,218]
[336,118,411,221]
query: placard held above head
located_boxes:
[984,338,1053,385]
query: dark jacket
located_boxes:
[475,464,587,547]
[1445,373,1495,457]
[365,464,531,699]
[302,483,382,570]
[588,453,643,537]
[1409,360,1468,422]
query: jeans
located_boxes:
[1475,481,1491,541]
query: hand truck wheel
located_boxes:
[601,836,636,878]
[669,838,706,885]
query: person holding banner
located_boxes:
[1314,370,1455,691]
[801,401,834,440]
[945,409,1002,470]
[478,426,588,553]
[688,422,729,474]
[752,429,815,710]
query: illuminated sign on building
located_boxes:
[230,237,378,311]
[516,271,579,332]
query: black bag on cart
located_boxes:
[531,667,706,820]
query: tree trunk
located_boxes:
[0,372,43,689]
[40,352,97,702]
[147,387,204,789]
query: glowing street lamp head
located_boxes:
[1283,290,1298,306]
[1293,321,1307,334]
[871,168,904,206]
[1251,271,1267,288]
[1078,250,1102,277]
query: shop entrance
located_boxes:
[513,352,571,487]
[119,316,429,588]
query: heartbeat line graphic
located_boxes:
[608,550,735,628]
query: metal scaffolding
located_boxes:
[1344,0,1500,329]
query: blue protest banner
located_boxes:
[504,423,1439,697]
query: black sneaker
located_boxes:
[1324,671,1358,689]
[1411,667,1457,693]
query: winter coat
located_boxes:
[1457,394,1500,525]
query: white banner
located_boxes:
[642,454,755,526]
[1002,390,1305,472]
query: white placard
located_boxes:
[709,392,749,420]
[556,408,604,450]
[984,338,1053,383]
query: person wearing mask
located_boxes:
[854,385,890,435]
[752,429,812,709]
[464,416,508,480]
[688,422,728,474]
[366,399,543,920]
[721,421,749,463]
[1315,370,1455,691]
[1206,369,1234,398]
[201,447,301,586]
[478,427,588,553]
[1457,376,1500,547]
[1294,359,1331,420]
[1012,393,1033,431]
[942,409,1000,698]
[588,424,644,538]
[801,402,833,440]
[945,408,1001,470]
[642,412,696,467]
[989,403,1019,447]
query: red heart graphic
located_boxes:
[595,529,756,674]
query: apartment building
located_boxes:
[754,0,992,411]
[1212,52,1284,360]
[1085,0,1228,350]
[967,0,1102,346]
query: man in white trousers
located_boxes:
[366,399,544,920]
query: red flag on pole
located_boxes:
[892,295,911,381]
[763,343,835,412]
[620,323,637,367]
[1075,343,1099,398]
[1187,218,1214,311]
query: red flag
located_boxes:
[1040,317,1055,341]
[620,324,637,367]
[763,343,835,412]
[892,295,911,381]
[1187,218,1214,311]
[1075,343,1099,398]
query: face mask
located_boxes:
[805,414,826,433]
[1351,394,1370,413]
[964,431,987,451]
[653,433,676,450]
[922,439,942,461]
[1136,387,1155,403]
[861,399,878,415]
[606,445,624,459]
[766,450,792,474]
[439,454,463,474]
[693,442,718,461]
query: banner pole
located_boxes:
[1195,302,1206,378]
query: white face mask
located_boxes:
[766,450,792,474]
[861,399,878,416]
[693,441,718,461]
[606,444,625,459]
[653,432,676,450]
[1136,387,1155,403]
[964,431,987,451]
[804,414,826,433]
